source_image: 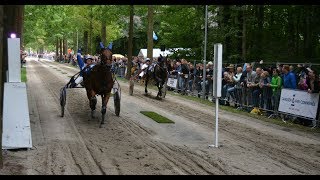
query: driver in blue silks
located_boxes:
[71,49,96,86]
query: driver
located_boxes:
[138,58,151,79]
[71,50,96,87]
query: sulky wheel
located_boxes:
[60,87,67,117]
[114,90,121,116]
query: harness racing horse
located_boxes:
[83,47,114,128]
[144,55,168,99]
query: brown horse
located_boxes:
[144,55,169,99]
[83,48,114,128]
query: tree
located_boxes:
[0,5,4,169]
[147,5,154,59]
[0,5,25,168]
[126,5,134,79]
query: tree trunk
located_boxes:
[0,5,4,169]
[221,5,231,61]
[256,5,264,58]
[63,37,67,55]
[101,19,106,46]
[147,5,154,60]
[89,6,93,54]
[126,5,134,80]
[304,5,311,59]
[59,38,63,61]
[17,5,24,50]
[241,6,247,62]
[0,5,24,167]
[84,31,88,54]
[55,37,59,61]
[73,31,77,53]
[287,6,295,60]
[295,8,300,58]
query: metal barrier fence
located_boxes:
[116,66,319,128]
[166,73,319,128]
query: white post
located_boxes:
[202,5,208,99]
[210,43,222,148]
[7,38,21,82]
[3,37,32,149]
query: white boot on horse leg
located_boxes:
[99,95,109,128]
[90,96,97,119]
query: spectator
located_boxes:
[306,68,319,94]
[228,66,243,106]
[221,64,235,105]
[195,63,204,98]
[179,59,190,95]
[282,65,297,89]
[270,68,282,116]
[305,68,320,127]
[188,63,195,93]
[260,71,272,116]
[246,65,257,108]
[250,67,263,111]
[20,50,27,67]
[205,61,214,100]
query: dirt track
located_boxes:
[1,58,320,175]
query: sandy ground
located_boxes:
[1,58,320,175]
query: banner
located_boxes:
[167,78,178,89]
[278,88,319,119]
[153,31,158,41]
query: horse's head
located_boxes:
[157,54,168,69]
[100,48,113,65]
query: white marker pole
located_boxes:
[210,43,222,148]
[7,37,21,82]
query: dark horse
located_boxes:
[144,55,168,99]
[83,47,114,128]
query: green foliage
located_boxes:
[21,67,27,82]
[23,5,320,63]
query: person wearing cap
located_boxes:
[71,50,96,87]
[204,61,214,101]
[137,58,151,79]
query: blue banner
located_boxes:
[153,31,158,41]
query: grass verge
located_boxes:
[140,111,174,124]
[21,67,27,82]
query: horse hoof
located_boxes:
[99,124,103,128]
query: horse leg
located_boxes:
[156,81,164,99]
[87,90,97,119]
[100,94,110,128]
[145,76,149,94]
[159,82,163,98]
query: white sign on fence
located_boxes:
[278,88,319,119]
[167,78,178,88]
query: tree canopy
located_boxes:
[24,5,320,63]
